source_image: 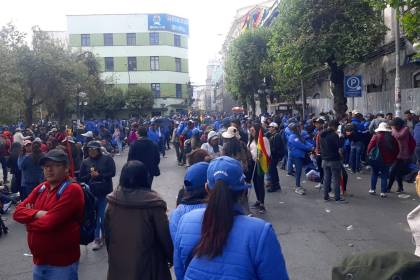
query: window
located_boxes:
[81,34,90,46]
[105,57,114,72]
[175,58,182,72]
[127,33,136,46]
[127,57,137,71]
[176,84,182,98]
[150,56,159,71]
[174,34,181,47]
[414,72,420,88]
[151,83,161,98]
[149,32,159,45]
[104,33,113,46]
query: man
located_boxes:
[79,141,116,251]
[13,127,30,145]
[13,149,84,279]
[266,122,285,192]
[369,113,386,134]
[128,126,160,188]
[320,120,347,203]
[0,132,11,183]
[405,110,418,134]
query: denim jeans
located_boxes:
[416,146,420,165]
[322,160,342,200]
[116,139,122,153]
[350,141,363,172]
[343,142,351,165]
[291,157,303,188]
[33,262,78,280]
[95,196,107,239]
[371,164,390,193]
[287,151,294,175]
[268,156,281,188]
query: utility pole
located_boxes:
[300,79,305,120]
[394,5,401,117]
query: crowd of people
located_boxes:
[0,108,419,279]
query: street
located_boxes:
[0,148,418,280]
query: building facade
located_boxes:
[67,13,190,115]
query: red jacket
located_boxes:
[367,132,399,165]
[13,179,84,266]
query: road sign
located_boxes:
[344,75,362,97]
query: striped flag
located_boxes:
[257,128,270,174]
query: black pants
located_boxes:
[0,156,7,182]
[387,159,408,191]
[174,142,181,163]
[252,165,265,204]
[316,155,324,184]
[268,157,281,188]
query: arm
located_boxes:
[153,207,174,265]
[367,134,377,154]
[13,184,43,224]
[78,161,91,183]
[97,157,116,180]
[393,127,409,140]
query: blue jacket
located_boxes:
[414,123,420,147]
[147,128,160,145]
[18,154,44,187]
[174,208,289,280]
[288,133,313,159]
[351,118,365,133]
[169,203,207,242]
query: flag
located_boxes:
[257,128,270,174]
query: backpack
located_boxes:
[38,180,97,245]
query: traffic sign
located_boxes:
[344,75,362,97]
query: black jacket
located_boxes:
[128,138,161,177]
[79,154,116,197]
[320,128,341,161]
[268,131,285,160]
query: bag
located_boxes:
[368,144,383,166]
[38,180,97,245]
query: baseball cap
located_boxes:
[222,126,241,139]
[81,131,93,138]
[39,149,69,166]
[184,162,209,192]
[269,122,278,128]
[207,156,250,191]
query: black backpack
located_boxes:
[38,180,97,245]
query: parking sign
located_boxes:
[344,75,362,97]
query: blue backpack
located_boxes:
[38,180,97,245]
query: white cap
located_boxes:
[269,122,279,128]
[81,131,93,138]
[207,131,218,141]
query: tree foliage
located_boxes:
[126,86,154,118]
[86,87,126,119]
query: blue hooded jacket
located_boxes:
[414,122,420,147]
[288,132,313,159]
[174,208,289,280]
[169,203,207,242]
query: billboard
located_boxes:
[148,14,189,35]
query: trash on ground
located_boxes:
[325,209,331,213]
[346,225,354,231]
[23,253,33,257]
[348,243,354,247]
[398,194,411,199]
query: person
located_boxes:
[313,118,326,189]
[7,142,22,194]
[288,123,313,195]
[112,127,122,155]
[387,118,412,193]
[79,141,116,251]
[266,122,285,192]
[248,123,271,213]
[170,162,209,242]
[367,122,399,197]
[13,127,30,145]
[415,121,420,165]
[173,156,289,280]
[200,131,222,158]
[320,120,347,203]
[127,126,160,188]
[18,140,44,200]
[127,123,138,145]
[13,149,84,280]
[172,122,182,165]
[405,110,418,134]
[0,132,11,183]
[104,161,172,280]
[369,113,386,134]
[348,112,366,173]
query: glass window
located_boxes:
[104,33,113,46]
[151,83,161,98]
[175,58,182,72]
[81,34,90,46]
[176,84,182,98]
[105,57,114,72]
[127,33,136,46]
[128,57,137,71]
[174,34,181,47]
[150,56,159,71]
[149,32,159,45]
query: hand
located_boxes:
[91,170,99,178]
[34,210,48,219]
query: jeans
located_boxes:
[116,140,122,153]
[159,138,165,157]
[291,157,303,188]
[174,142,181,163]
[287,151,294,175]
[371,164,390,193]
[343,143,351,165]
[95,196,107,240]
[0,156,7,182]
[350,141,363,172]
[416,146,420,165]
[268,157,281,188]
[322,160,342,200]
[33,262,78,280]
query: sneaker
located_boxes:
[258,205,266,214]
[295,187,306,195]
[92,239,103,251]
[314,183,322,189]
[369,189,376,195]
[335,198,348,204]
[251,201,261,209]
[328,192,335,199]
[380,193,387,198]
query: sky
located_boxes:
[0,0,265,85]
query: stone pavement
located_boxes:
[0,148,418,280]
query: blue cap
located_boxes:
[184,162,209,192]
[207,156,250,191]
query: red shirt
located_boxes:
[13,179,84,266]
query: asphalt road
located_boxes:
[0,148,418,280]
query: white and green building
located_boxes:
[67,13,190,115]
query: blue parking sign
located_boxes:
[344,75,362,97]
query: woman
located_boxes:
[287,122,313,195]
[367,122,399,197]
[104,160,172,280]
[248,123,270,214]
[174,156,289,280]
[200,131,222,158]
[112,127,122,155]
[17,140,44,200]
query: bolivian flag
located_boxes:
[257,129,270,174]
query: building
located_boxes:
[67,13,190,115]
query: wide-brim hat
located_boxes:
[375,122,392,133]
[222,126,241,139]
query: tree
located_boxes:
[225,29,270,115]
[86,87,126,118]
[268,0,387,118]
[126,86,154,118]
